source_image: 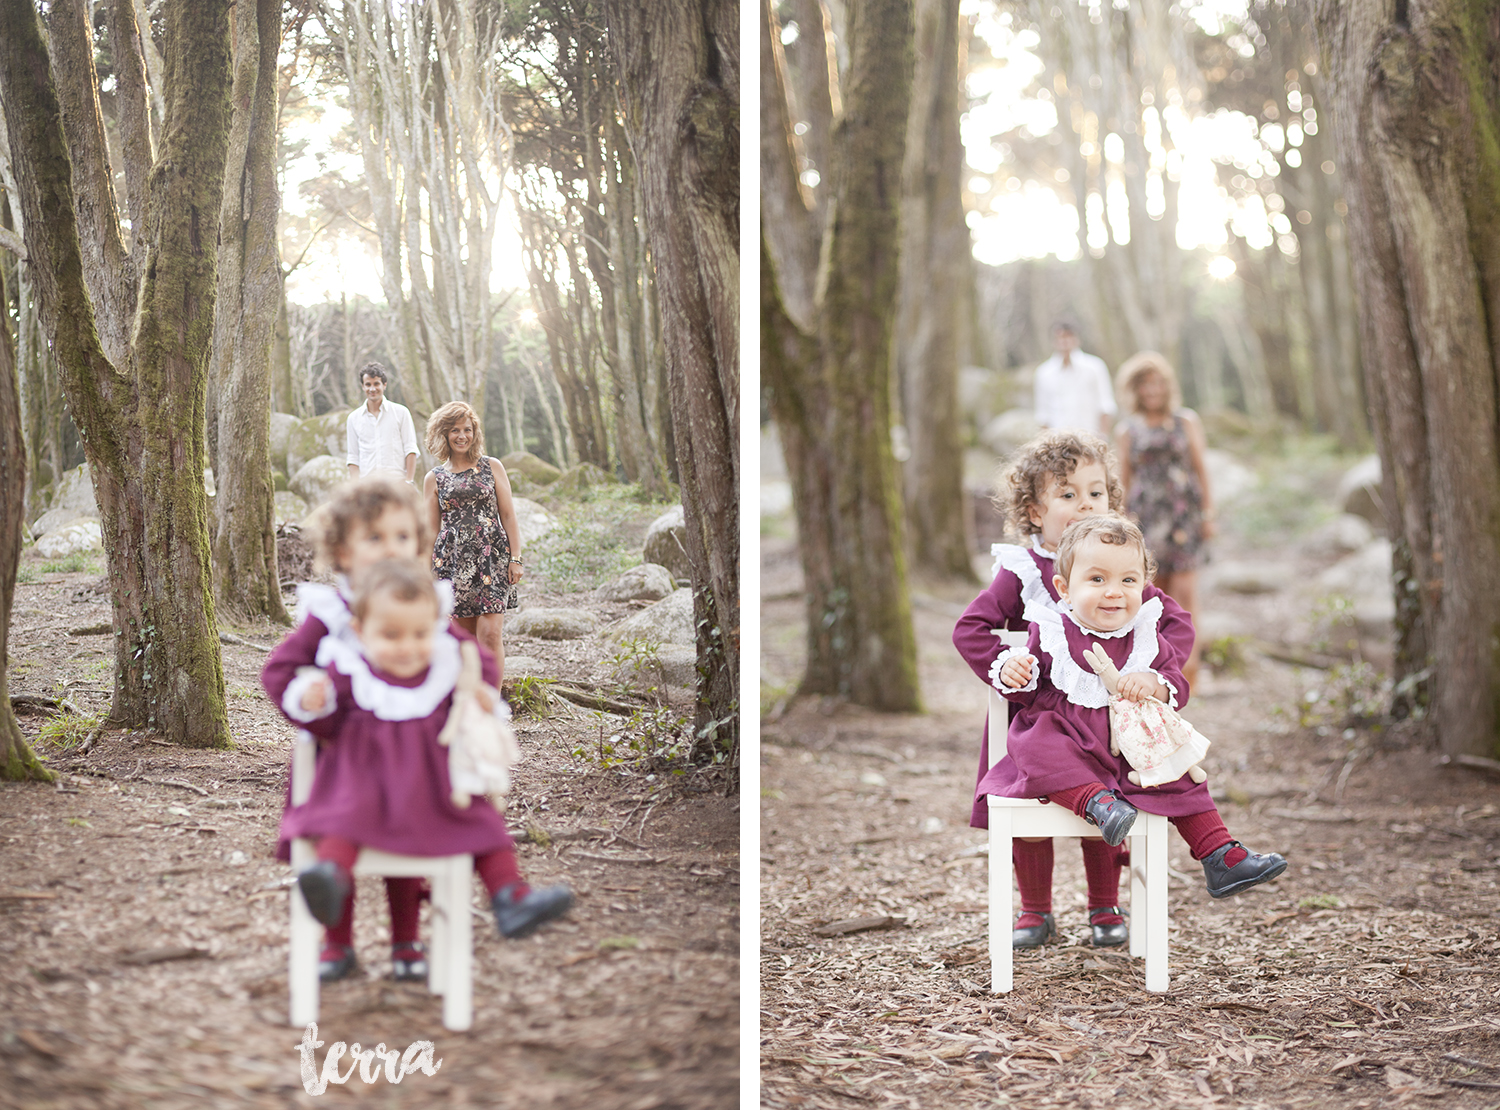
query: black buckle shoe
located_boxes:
[319,944,357,982]
[1088,906,1129,947]
[1012,912,1056,949]
[1202,841,1288,898]
[492,882,574,939]
[1084,790,1138,847]
[391,942,427,982]
[297,860,352,927]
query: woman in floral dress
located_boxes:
[1114,352,1215,687]
[423,401,524,684]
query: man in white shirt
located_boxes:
[346,362,418,482]
[1033,322,1117,437]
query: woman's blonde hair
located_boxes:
[305,477,431,572]
[1054,513,1158,583]
[994,431,1125,538]
[1116,351,1182,415]
[425,401,484,464]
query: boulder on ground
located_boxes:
[596,563,676,604]
[608,642,697,692]
[507,608,599,640]
[501,451,562,486]
[286,412,349,477]
[274,491,310,527]
[1336,455,1385,531]
[979,409,1043,460]
[1318,539,1392,596]
[289,455,349,509]
[605,587,694,646]
[552,461,615,499]
[1209,560,1287,596]
[31,507,94,538]
[642,505,690,582]
[512,497,557,544]
[1304,513,1375,559]
[36,520,102,558]
[268,412,300,474]
[38,463,98,520]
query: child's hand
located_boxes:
[474,682,499,714]
[299,675,330,713]
[1000,654,1034,690]
[1116,671,1167,703]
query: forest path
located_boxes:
[760,490,1500,1108]
[0,568,737,1109]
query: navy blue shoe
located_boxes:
[1089,906,1129,947]
[491,883,574,938]
[1012,912,1056,949]
[1202,842,1287,898]
[1084,790,1138,847]
[297,860,351,927]
[319,944,357,982]
[391,942,427,982]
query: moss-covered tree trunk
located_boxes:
[762,0,921,712]
[600,0,740,761]
[0,229,52,782]
[1313,0,1500,757]
[0,0,232,748]
[210,0,289,624]
[896,0,976,583]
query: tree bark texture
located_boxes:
[1313,0,1500,757]
[209,0,289,624]
[0,229,51,781]
[600,0,741,758]
[895,0,976,582]
[0,0,232,748]
[763,0,922,712]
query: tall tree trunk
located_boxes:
[600,0,740,761]
[210,0,289,624]
[0,0,232,748]
[0,225,51,782]
[896,0,975,582]
[763,0,921,712]
[1313,0,1500,757]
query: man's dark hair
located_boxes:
[1050,319,1080,337]
[358,362,389,386]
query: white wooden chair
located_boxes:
[985,630,1170,992]
[288,736,476,1030]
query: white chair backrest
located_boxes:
[988,629,1030,769]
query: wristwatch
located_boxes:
[511,557,524,566]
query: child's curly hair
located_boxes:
[349,557,439,621]
[1054,513,1157,583]
[304,477,431,572]
[994,431,1125,538]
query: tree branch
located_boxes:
[109,0,156,248]
[0,225,24,260]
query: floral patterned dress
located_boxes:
[432,458,518,617]
[1124,413,1205,575]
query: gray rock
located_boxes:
[500,451,562,486]
[606,587,695,646]
[979,409,1043,460]
[274,491,310,527]
[1209,561,1286,595]
[1203,448,1256,505]
[512,497,557,544]
[289,455,350,509]
[553,461,615,499]
[761,479,792,516]
[286,412,349,477]
[31,507,93,537]
[643,505,691,581]
[608,642,697,692]
[50,463,98,515]
[503,654,543,676]
[1304,513,1375,559]
[35,520,102,558]
[269,412,300,474]
[596,563,676,604]
[1353,591,1395,638]
[1318,539,1392,596]
[507,608,598,640]
[1336,455,1385,531]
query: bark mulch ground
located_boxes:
[1,565,738,1109]
[760,529,1500,1110]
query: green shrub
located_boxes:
[36,710,104,750]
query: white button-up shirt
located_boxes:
[1033,350,1117,434]
[346,399,418,478]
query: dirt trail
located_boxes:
[1,568,738,1109]
[760,511,1500,1108]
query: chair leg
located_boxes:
[1143,815,1169,992]
[442,858,473,1031]
[1128,831,1146,959]
[428,871,449,995]
[989,814,1014,994]
[289,839,320,1027]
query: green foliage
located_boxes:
[40,553,102,575]
[36,709,104,751]
[507,675,560,718]
[1297,893,1340,910]
[15,563,37,584]
[1309,594,1360,658]
[1298,662,1388,729]
[607,635,664,703]
[571,705,690,771]
[1202,634,1248,677]
[529,487,675,591]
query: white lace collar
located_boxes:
[1031,536,1056,560]
[991,542,1062,613]
[316,625,463,721]
[1022,596,1166,709]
